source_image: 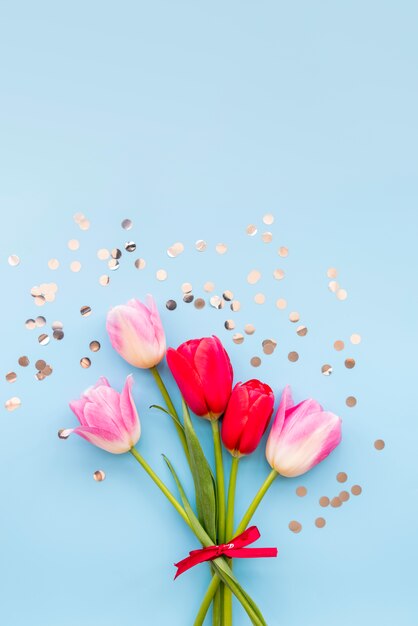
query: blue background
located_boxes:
[1,2,417,625]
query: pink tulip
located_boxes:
[60,375,141,454]
[106,296,166,369]
[266,386,342,477]
[221,380,275,456]
[166,336,233,419]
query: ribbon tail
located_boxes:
[225,547,278,559]
[174,547,218,579]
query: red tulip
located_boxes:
[221,380,275,456]
[166,336,233,420]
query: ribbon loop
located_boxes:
[174,526,278,578]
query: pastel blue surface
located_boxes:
[1,2,417,625]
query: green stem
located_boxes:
[150,366,189,460]
[235,469,278,535]
[211,419,226,543]
[194,575,221,626]
[223,456,240,626]
[130,447,190,527]
[194,468,278,625]
[212,584,221,626]
[211,419,226,624]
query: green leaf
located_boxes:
[181,399,217,542]
[149,404,185,431]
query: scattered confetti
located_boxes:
[93,470,106,482]
[5,397,21,411]
[288,521,302,533]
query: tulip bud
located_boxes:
[266,386,342,477]
[106,296,166,369]
[60,375,141,454]
[221,380,274,457]
[166,336,233,420]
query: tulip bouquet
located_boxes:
[61,296,342,625]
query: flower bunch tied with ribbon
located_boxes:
[60,295,342,625]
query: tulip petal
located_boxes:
[221,382,250,451]
[166,348,210,416]
[83,390,124,435]
[63,425,131,454]
[193,336,233,417]
[238,392,274,455]
[119,374,141,445]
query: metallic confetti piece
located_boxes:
[80,306,92,318]
[125,241,136,252]
[346,396,357,407]
[8,254,20,266]
[195,240,207,252]
[351,485,362,496]
[263,213,274,225]
[111,248,122,259]
[339,491,350,502]
[80,357,91,368]
[350,333,361,345]
[89,341,101,352]
[108,259,119,271]
[194,298,205,309]
[289,311,300,323]
[183,294,194,303]
[223,290,234,301]
[35,359,46,370]
[230,300,241,312]
[134,258,146,269]
[276,298,287,310]
[79,218,90,231]
[36,371,46,381]
[296,486,307,497]
[328,280,339,293]
[296,325,308,336]
[247,270,261,285]
[70,261,82,272]
[337,288,348,301]
[38,333,50,346]
[53,330,64,340]
[246,224,257,236]
[181,282,193,294]
[51,321,63,330]
[166,299,177,311]
[261,232,273,243]
[167,242,184,257]
[374,439,385,451]
[73,212,84,224]
[250,356,261,367]
[233,333,244,344]
[121,218,133,230]
[204,281,215,292]
[254,293,265,304]
[321,364,332,376]
[273,269,284,280]
[288,521,302,533]
[345,358,355,369]
[156,269,167,281]
[93,470,106,482]
[224,320,235,330]
[97,248,110,260]
[99,274,110,286]
[262,339,277,355]
[68,239,80,251]
[278,246,288,258]
[5,397,21,411]
[337,472,348,483]
[5,372,17,383]
[244,324,255,335]
[288,351,299,362]
[25,319,36,330]
[48,258,60,270]
[319,496,330,507]
[334,340,344,351]
[58,429,70,439]
[330,497,342,508]
[315,518,326,528]
[35,316,46,327]
[210,295,224,309]
[327,268,338,279]
[215,243,228,255]
[18,356,29,367]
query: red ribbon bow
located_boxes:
[174,526,278,578]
